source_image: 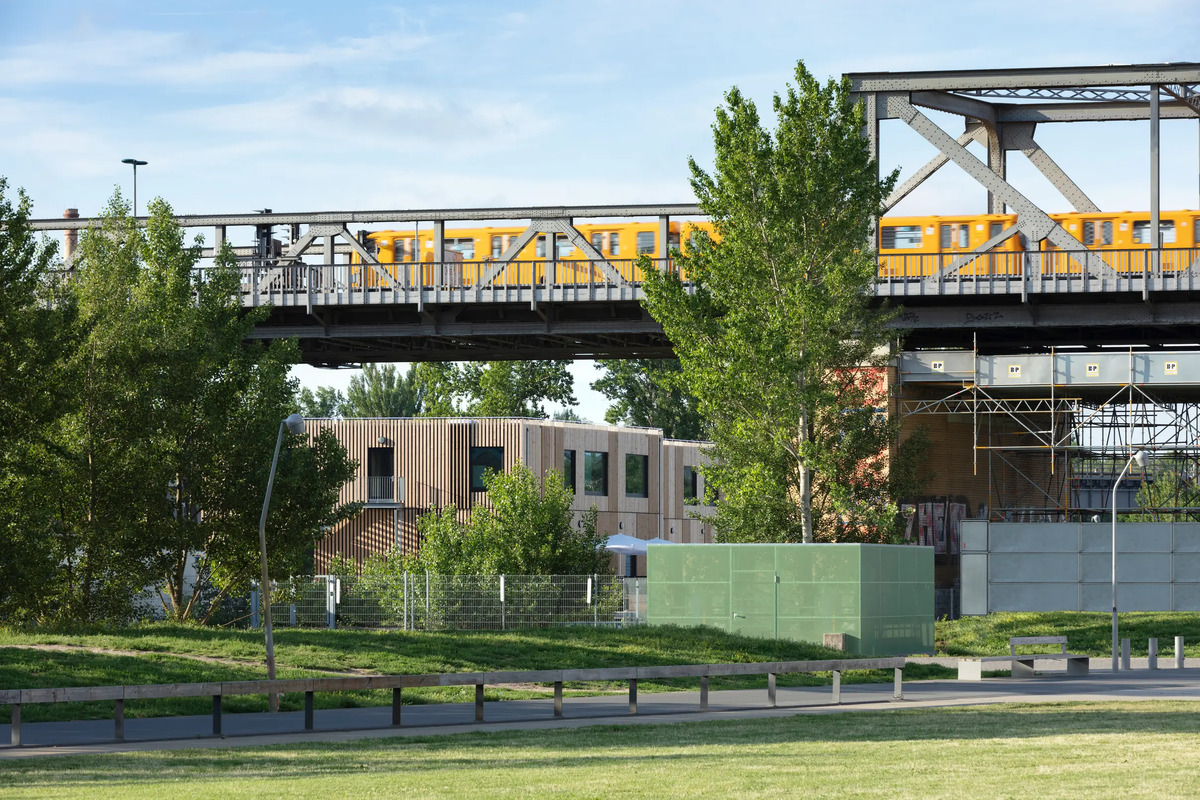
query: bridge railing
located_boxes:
[876,247,1200,296]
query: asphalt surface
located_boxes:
[3,659,1199,759]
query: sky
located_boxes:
[3,0,1199,422]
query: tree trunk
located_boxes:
[798,370,813,543]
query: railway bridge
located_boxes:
[30,63,1200,364]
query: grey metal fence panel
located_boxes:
[257,574,646,631]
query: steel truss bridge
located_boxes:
[29,62,1200,364]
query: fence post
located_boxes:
[326,575,336,630]
[250,586,260,628]
[1176,636,1186,669]
[403,571,408,632]
[425,571,430,631]
[593,574,598,626]
[500,574,506,630]
[289,604,297,627]
[1149,638,1158,670]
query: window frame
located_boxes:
[625,453,649,498]
[469,446,505,492]
[584,450,608,497]
[563,449,577,493]
[683,465,698,503]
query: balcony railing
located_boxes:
[367,475,394,503]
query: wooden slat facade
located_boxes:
[307,418,715,572]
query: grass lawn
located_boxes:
[1,702,1198,798]
[937,611,1200,657]
[0,624,949,722]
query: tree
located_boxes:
[297,385,345,418]
[642,61,919,544]
[40,194,359,623]
[457,361,576,417]
[593,359,705,439]
[342,363,423,417]
[404,464,608,575]
[0,178,74,622]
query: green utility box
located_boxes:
[647,543,933,655]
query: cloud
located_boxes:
[0,28,429,88]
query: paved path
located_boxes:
[4,664,1200,759]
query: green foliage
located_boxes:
[405,464,608,575]
[0,178,73,623]
[0,186,359,624]
[593,359,705,439]
[303,360,578,420]
[342,363,423,417]
[641,61,910,544]
[297,385,345,418]
[936,611,1200,657]
[1132,467,1200,521]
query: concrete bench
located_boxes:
[958,636,1090,681]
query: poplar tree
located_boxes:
[642,61,924,543]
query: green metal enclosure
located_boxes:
[647,544,933,655]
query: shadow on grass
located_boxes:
[0,702,1196,788]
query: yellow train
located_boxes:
[879,210,1200,277]
[350,211,1198,287]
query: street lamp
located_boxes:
[258,412,306,711]
[121,158,148,217]
[1112,449,1148,672]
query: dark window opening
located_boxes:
[564,449,577,493]
[470,446,504,492]
[683,465,698,502]
[625,454,649,498]
[584,451,608,496]
[367,447,394,501]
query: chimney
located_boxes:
[63,208,79,260]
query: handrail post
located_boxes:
[832,670,842,704]
[699,675,709,711]
[554,682,563,718]
[893,667,904,700]
[11,703,20,747]
[392,688,402,726]
[628,678,637,714]
[212,695,222,735]
[475,684,484,721]
[767,673,776,707]
[1176,636,1185,669]
[114,699,125,741]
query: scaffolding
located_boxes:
[899,348,1200,522]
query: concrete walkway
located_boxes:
[4,663,1199,759]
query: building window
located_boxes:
[584,451,608,496]
[367,447,394,501]
[636,231,655,254]
[625,454,649,498]
[610,232,620,256]
[683,465,698,502]
[469,446,504,492]
[564,449,577,493]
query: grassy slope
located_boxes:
[937,611,1200,657]
[2,702,1199,798]
[0,624,949,721]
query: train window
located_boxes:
[957,225,969,248]
[393,239,406,261]
[637,231,656,254]
[610,232,620,255]
[536,235,546,258]
[668,232,680,251]
[491,236,503,257]
[880,226,922,249]
[1195,218,1200,245]
[940,224,951,249]
[591,232,603,252]
[556,234,573,258]
[989,222,1003,240]
[447,238,475,259]
[1133,220,1175,244]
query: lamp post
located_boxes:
[121,158,148,217]
[1112,449,1148,672]
[259,412,306,711]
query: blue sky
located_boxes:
[3,0,1198,421]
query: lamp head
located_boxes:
[284,413,306,436]
[1133,450,1149,469]
[121,158,148,167]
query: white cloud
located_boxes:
[0,28,429,88]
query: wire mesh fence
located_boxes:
[253,574,647,631]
